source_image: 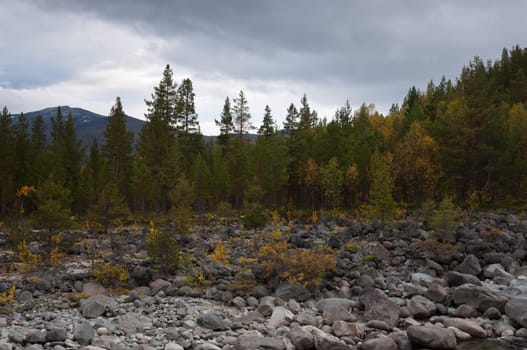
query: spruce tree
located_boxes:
[175,78,199,135]
[283,103,298,137]
[232,90,253,139]
[145,64,177,128]
[298,94,318,130]
[215,97,234,146]
[14,112,31,187]
[258,105,275,138]
[0,106,14,216]
[102,97,133,195]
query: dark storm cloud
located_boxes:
[28,0,527,89]
[2,0,527,129]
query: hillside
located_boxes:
[15,106,145,147]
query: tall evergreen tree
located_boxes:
[175,78,199,134]
[13,113,31,187]
[62,112,84,212]
[29,115,49,185]
[283,103,299,137]
[145,64,177,128]
[215,97,234,146]
[298,94,318,130]
[232,90,253,139]
[258,105,275,138]
[102,97,133,196]
[0,107,14,216]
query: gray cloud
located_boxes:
[2,0,527,133]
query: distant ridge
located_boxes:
[14,106,145,147]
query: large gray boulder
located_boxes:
[407,326,456,349]
[359,336,398,350]
[432,316,487,338]
[452,284,509,312]
[288,325,314,350]
[196,313,230,331]
[315,298,357,324]
[80,295,116,318]
[445,271,482,287]
[235,332,285,350]
[455,254,482,276]
[360,289,400,328]
[407,295,437,318]
[74,322,94,346]
[275,283,311,302]
[304,326,348,350]
[267,306,294,329]
[505,296,527,328]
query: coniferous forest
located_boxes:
[2,46,527,228]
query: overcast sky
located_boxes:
[1,1,526,135]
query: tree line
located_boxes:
[1,46,527,228]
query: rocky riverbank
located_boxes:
[1,212,527,349]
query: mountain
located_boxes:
[15,106,145,147]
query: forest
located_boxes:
[1,46,527,230]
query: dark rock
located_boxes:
[45,328,67,342]
[275,283,311,302]
[234,333,285,350]
[505,296,527,328]
[74,322,94,346]
[289,325,314,350]
[445,271,482,287]
[452,283,510,312]
[455,254,482,276]
[25,330,46,344]
[482,306,501,320]
[366,319,391,331]
[452,304,479,318]
[425,282,448,303]
[407,295,436,318]
[360,288,400,328]
[360,336,398,350]
[129,266,153,286]
[304,325,349,350]
[316,298,357,324]
[149,279,171,295]
[196,313,230,331]
[389,331,412,350]
[407,325,456,349]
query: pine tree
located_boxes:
[335,100,352,127]
[283,103,298,137]
[30,115,49,185]
[62,111,84,212]
[14,113,31,188]
[232,90,253,139]
[102,97,133,195]
[32,176,71,236]
[175,78,199,135]
[145,64,177,128]
[298,94,318,130]
[215,97,234,146]
[0,106,14,216]
[258,105,275,138]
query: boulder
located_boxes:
[304,326,349,350]
[275,283,311,302]
[257,296,275,317]
[45,328,67,342]
[407,326,456,349]
[433,317,487,338]
[74,322,94,346]
[332,321,365,337]
[360,336,398,350]
[149,279,171,295]
[267,306,294,329]
[25,330,46,344]
[196,313,230,331]
[484,263,514,281]
[425,282,448,303]
[455,254,482,276]
[81,282,107,297]
[445,271,482,287]
[360,289,400,328]
[234,332,285,350]
[288,325,314,350]
[315,298,357,324]
[505,296,527,328]
[407,295,436,318]
[81,295,114,318]
[411,272,435,287]
[452,284,509,312]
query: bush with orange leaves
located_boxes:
[255,231,336,287]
